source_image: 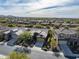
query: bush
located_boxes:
[25,25,33,28]
[7,52,30,59]
[0,20,6,23]
[8,24,16,27]
[17,31,32,45]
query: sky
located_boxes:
[0,0,79,18]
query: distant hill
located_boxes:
[0,15,79,19]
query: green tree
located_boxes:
[7,52,30,59]
[17,31,32,46]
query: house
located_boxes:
[31,29,47,38]
[3,28,25,46]
[56,28,78,40]
[56,27,79,52]
[4,28,18,41]
[7,30,23,46]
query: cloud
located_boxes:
[0,0,79,18]
[22,6,79,18]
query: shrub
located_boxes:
[8,24,16,27]
[7,52,30,59]
[25,25,33,28]
[17,31,32,45]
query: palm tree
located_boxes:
[42,27,58,51]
